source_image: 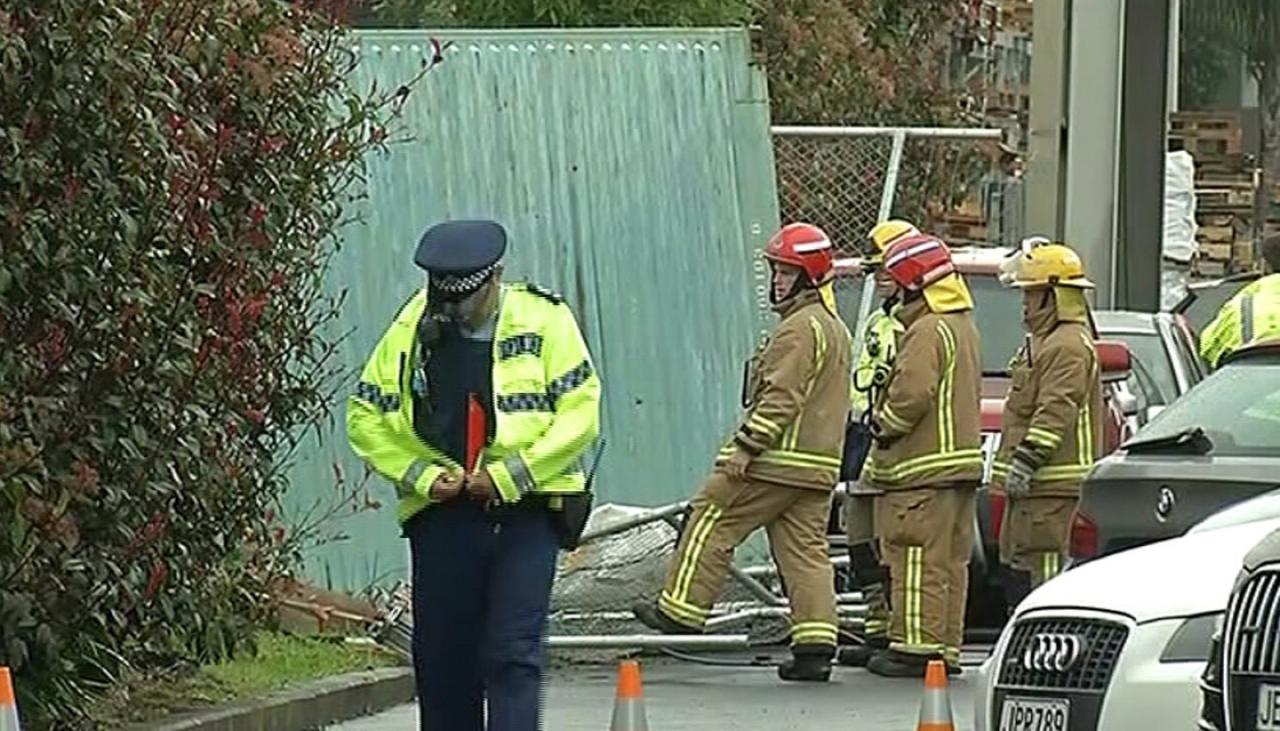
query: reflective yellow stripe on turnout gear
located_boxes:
[865,319,983,486]
[659,504,724,627]
[791,621,839,646]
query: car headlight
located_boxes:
[1159,612,1224,663]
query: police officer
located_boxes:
[634,222,852,682]
[346,219,601,730]
[864,234,983,678]
[995,243,1102,605]
[1201,234,1280,370]
[837,219,913,668]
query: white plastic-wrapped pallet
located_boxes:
[1162,149,1198,310]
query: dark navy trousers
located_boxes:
[407,500,560,731]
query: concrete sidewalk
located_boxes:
[330,656,979,730]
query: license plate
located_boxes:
[1259,683,1280,731]
[999,696,1069,731]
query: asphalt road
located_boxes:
[330,650,986,730]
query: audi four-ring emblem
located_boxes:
[1022,633,1086,673]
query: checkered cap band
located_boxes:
[431,265,496,294]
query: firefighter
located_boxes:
[836,219,915,668]
[346,219,602,731]
[634,222,853,682]
[1201,234,1280,370]
[994,242,1103,608]
[863,233,983,679]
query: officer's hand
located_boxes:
[1005,453,1036,499]
[466,468,500,503]
[723,446,753,480]
[430,473,465,502]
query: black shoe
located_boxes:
[777,645,834,682]
[837,636,889,667]
[632,602,701,635]
[866,649,939,678]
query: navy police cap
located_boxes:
[414,219,508,275]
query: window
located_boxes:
[1115,333,1178,406]
[1170,322,1206,384]
[1136,356,1280,458]
[968,275,1025,374]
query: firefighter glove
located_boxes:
[1004,445,1042,498]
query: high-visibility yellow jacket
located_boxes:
[865,296,984,491]
[346,284,601,523]
[1200,273,1280,370]
[718,287,853,490]
[851,303,905,415]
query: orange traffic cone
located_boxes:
[916,660,955,731]
[609,659,649,731]
[0,667,21,731]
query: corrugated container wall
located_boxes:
[285,28,780,591]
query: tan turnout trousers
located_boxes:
[877,485,976,664]
[659,472,839,648]
[999,496,1076,587]
[845,492,889,640]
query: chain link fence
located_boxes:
[771,126,1009,347]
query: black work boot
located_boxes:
[837,635,888,667]
[632,602,701,635]
[866,648,939,678]
[777,644,834,682]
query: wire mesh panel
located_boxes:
[545,504,797,647]
[772,133,895,260]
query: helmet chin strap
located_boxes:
[770,271,811,305]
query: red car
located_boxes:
[835,246,1134,627]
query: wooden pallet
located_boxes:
[1198,213,1238,228]
[1194,154,1254,177]
[943,222,989,242]
[1000,2,1033,34]
[1172,110,1244,134]
[1172,134,1243,158]
[1199,225,1235,244]
[1171,111,1244,157]
[1199,242,1233,261]
[1198,188,1257,208]
[1194,259,1229,277]
[988,91,1030,113]
[1234,241,1256,272]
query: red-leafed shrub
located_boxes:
[0,0,426,724]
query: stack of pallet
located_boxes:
[1170,111,1262,277]
[937,194,988,246]
[999,0,1033,36]
[987,0,1033,117]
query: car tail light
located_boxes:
[1069,509,1099,560]
[991,491,1007,542]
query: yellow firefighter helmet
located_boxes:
[865,219,920,263]
[1013,243,1095,289]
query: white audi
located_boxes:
[973,491,1280,731]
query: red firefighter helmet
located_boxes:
[764,222,834,284]
[882,234,955,292]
